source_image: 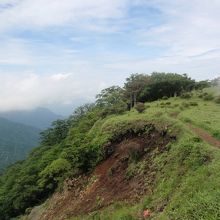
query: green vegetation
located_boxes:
[0,73,219,220]
[70,93,220,220]
[0,117,40,172]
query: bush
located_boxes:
[38,158,71,190]
[181,93,192,99]
[203,93,214,101]
[181,102,190,108]
[213,131,220,140]
[189,101,198,106]
[135,102,146,113]
[215,96,220,104]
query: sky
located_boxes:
[0,0,220,115]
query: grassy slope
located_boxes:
[70,93,220,220]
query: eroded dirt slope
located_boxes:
[28,127,172,220]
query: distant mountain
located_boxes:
[0,117,40,171]
[0,107,63,129]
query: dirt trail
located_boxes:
[188,124,220,148]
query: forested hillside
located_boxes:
[0,118,40,171]
[0,73,220,220]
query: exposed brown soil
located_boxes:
[188,124,220,148]
[35,129,172,220]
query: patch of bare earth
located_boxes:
[188,124,220,148]
[36,128,172,220]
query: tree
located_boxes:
[124,73,151,107]
[40,119,71,146]
[96,86,127,116]
[38,158,71,190]
[139,72,196,101]
[195,80,211,90]
[69,103,96,124]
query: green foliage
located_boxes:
[203,93,214,101]
[1,103,165,220]
[96,86,127,117]
[69,103,96,124]
[215,95,220,104]
[119,214,135,220]
[139,72,195,102]
[38,158,71,190]
[0,117,40,172]
[40,119,70,146]
[180,92,192,99]
[124,73,151,107]
[189,101,198,106]
[195,80,211,90]
[181,102,190,108]
[70,91,220,220]
[1,74,220,220]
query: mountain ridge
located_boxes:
[0,107,63,129]
[0,117,40,172]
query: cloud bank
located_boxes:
[0,73,107,113]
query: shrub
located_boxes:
[192,137,202,143]
[162,96,168,100]
[183,118,192,123]
[38,158,71,190]
[180,93,192,99]
[189,101,198,106]
[135,102,146,113]
[215,96,220,104]
[213,131,220,140]
[203,93,214,101]
[181,102,190,108]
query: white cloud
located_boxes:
[0,0,128,31]
[137,0,220,57]
[0,72,106,112]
